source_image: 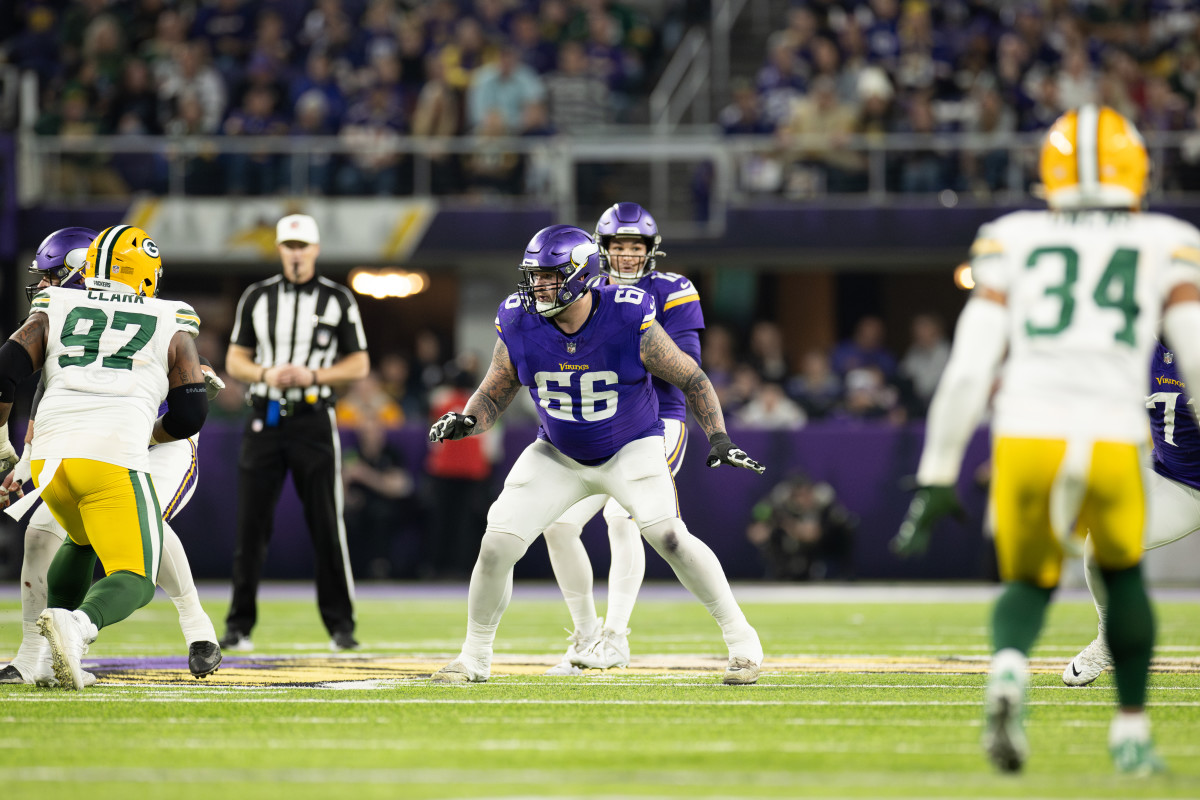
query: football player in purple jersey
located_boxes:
[541,203,705,675]
[429,225,766,685]
[1063,338,1200,686]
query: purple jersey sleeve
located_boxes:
[1149,340,1200,491]
[640,271,704,422]
[496,286,662,462]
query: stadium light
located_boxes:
[349,268,429,299]
[953,263,975,291]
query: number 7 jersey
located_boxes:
[970,209,1200,441]
[496,284,663,462]
[30,287,201,472]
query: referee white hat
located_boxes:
[276,214,320,245]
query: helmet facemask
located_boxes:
[595,202,663,284]
[518,227,603,318]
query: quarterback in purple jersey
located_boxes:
[1063,339,1200,686]
[541,203,705,675]
[428,225,766,685]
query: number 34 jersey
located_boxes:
[496,284,663,463]
[970,209,1200,442]
[30,287,201,472]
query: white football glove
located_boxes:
[429,412,477,443]
[0,424,17,473]
[202,368,226,402]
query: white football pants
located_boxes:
[544,419,687,634]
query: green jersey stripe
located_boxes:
[129,469,154,579]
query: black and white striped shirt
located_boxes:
[230,274,368,402]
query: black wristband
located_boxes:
[708,431,731,447]
[162,383,209,439]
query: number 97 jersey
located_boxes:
[970,209,1200,442]
[496,283,663,463]
[30,287,201,472]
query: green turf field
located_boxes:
[2,585,1198,799]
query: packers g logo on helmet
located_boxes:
[1039,104,1148,210]
[84,225,163,297]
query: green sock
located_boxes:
[46,540,98,611]
[77,571,156,630]
[1101,564,1154,708]
[992,581,1055,655]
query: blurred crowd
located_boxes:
[10,1,1200,201]
[702,313,949,430]
[719,0,1200,197]
[3,0,668,198]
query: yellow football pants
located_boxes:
[991,437,1145,587]
[32,458,163,582]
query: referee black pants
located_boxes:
[225,407,355,638]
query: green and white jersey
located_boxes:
[970,209,1200,441]
[30,287,200,471]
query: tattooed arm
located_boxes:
[461,338,524,435]
[641,321,765,474]
[640,321,725,438]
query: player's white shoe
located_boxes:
[983,660,1029,773]
[545,622,602,676]
[1063,636,1112,687]
[573,627,630,670]
[1110,714,1166,775]
[431,654,490,684]
[36,609,98,691]
[723,656,760,685]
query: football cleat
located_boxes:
[0,664,29,684]
[573,627,630,670]
[189,641,222,678]
[1111,735,1167,776]
[1062,636,1112,687]
[218,629,254,652]
[546,623,601,676]
[983,667,1029,773]
[36,608,97,691]
[723,656,760,685]
[431,655,490,684]
[330,631,360,652]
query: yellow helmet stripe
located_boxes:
[1076,104,1099,194]
[95,224,131,281]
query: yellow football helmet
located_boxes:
[1039,104,1148,210]
[84,224,163,297]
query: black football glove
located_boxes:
[428,412,477,443]
[705,432,765,474]
[890,485,964,557]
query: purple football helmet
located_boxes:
[28,226,97,302]
[594,202,663,284]
[517,225,603,317]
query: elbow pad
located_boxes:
[0,340,35,403]
[162,383,209,440]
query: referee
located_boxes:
[220,214,370,651]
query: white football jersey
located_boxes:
[30,287,200,471]
[970,210,1200,441]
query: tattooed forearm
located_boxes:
[641,322,726,437]
[464,338,523,433]
[10,313,47,369]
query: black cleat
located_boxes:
[217,629,253,652]
[0,664,28,684]
[189,641,223,678]
[330,631,360,652]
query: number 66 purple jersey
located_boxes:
[495,282,664,463]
